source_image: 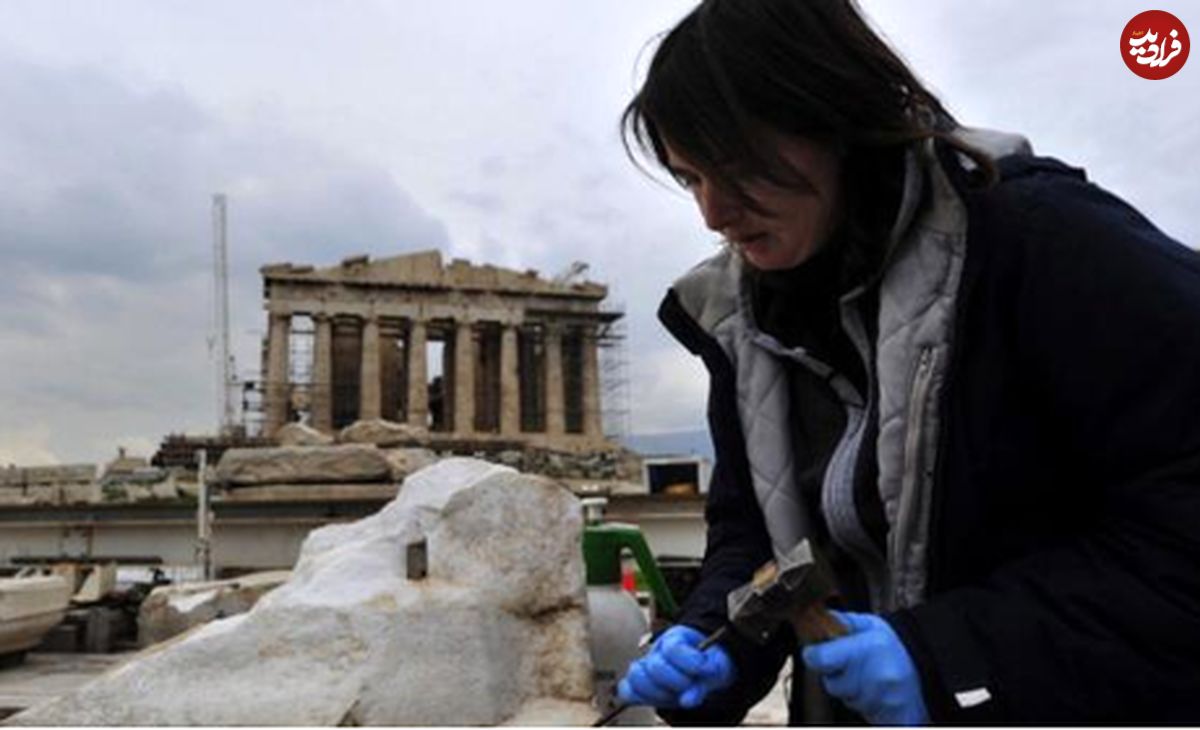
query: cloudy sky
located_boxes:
[1,1,1195,465]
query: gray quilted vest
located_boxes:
[670,129,1031,611]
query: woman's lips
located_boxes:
[735,233,770,251]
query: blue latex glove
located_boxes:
[801,611,929,726]
[616,625,735,709]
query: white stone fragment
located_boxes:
[275,422,335,447]
[138,571,290,646]
[338,418,427,447]
[10,457,595,726]
[381,446,439,482]
[60,483,103,504]
[213,444,392,486]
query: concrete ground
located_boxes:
[0,652,132,720]
[0,650,788,725]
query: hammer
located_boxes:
[722,538,848,646]
[593,539,845,726]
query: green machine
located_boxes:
[581,497,678,723]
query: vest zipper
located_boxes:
[888,344,937,609]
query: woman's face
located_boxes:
[663,133,843,271]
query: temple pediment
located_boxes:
[261,250,606,299]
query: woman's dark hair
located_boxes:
[622,0,995,251]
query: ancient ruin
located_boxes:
[258,251,623,451]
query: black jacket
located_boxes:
[657,150,1200,724]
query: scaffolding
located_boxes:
[239,329,266,437]
[239,321,314,436]
[598,301,631,441]
[288,317,315,425]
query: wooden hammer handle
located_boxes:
[790,603,848,645]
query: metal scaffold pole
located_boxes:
[195,449,214,581]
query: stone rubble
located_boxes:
[381,446,439,482]
[59,483,103,505]
[338,418,428,447]
[0,431,648,508]
[274,422,335,447]
[137,570,291,647]
[7,458,597,726]
[493,445,643,483]
[212,444,392,486]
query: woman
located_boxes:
[615,0,1200,725]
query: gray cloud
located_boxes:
[479,156,509,179]
[861,0,1199,247]
[445,190,506,215]
[0,54,450,463]
[0,52,450,275]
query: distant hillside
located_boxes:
[619,430,714,461]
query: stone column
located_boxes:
[499,324,520,436]
[359,315,382,421]
[264,312,291,436]
[581,325,603,438]
[311,314,334,433]
[453,318,475,436]
[406,319,428,430]
[544,322,565,436]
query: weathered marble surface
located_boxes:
[381,446,439,482]
[213,444,391,486]
[8,458,595,726]
[137,571,291,646]
[338,418,427,447]
[275,422,335,447]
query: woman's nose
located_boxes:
[696,183,743,233]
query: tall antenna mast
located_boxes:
[212,194,236,434]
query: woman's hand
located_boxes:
[802,611,929,725]
[617,625,735,709]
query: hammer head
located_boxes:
[725,539,838,644]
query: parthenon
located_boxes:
[259,251,621,450]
